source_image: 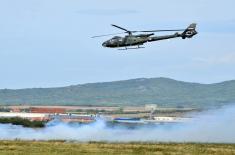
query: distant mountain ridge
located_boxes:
[0,77,235,108]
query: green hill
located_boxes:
[0,78,235,108]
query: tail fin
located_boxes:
[182,23,197,39]
[187,23,197,30]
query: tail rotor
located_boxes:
[181,23,197,39]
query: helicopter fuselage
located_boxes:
[102,31,197,48]
[102,34,153,48]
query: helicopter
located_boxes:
[92,23,197,50]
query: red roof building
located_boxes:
[29,107,66,114]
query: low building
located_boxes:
[154,116,190,123]
[56,114,96,123]
[0,112,50,121]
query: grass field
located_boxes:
[0,141,235,155]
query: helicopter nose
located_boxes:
[102,42,107,47]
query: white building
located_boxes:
[0,112,49,121]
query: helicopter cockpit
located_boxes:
[102,36,123,47]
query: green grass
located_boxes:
[0,141,235,155]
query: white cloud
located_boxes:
[193,53,235,65]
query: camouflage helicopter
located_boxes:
[92,23,197,50]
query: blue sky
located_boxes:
[0,0,235,88]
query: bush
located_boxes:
[0,117,46,128]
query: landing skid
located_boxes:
[118,46,145,50]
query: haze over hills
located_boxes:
[0,77,235,108]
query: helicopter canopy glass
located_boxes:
[112,36,122,39]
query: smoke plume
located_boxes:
[0,105,235,143]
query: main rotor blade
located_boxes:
[91,32,125,38]
[111,24,130,32]
[137,29,185,32]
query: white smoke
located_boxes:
[0,105,235,143]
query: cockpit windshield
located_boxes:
[110,36,122,43]
[112,36,121,39]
